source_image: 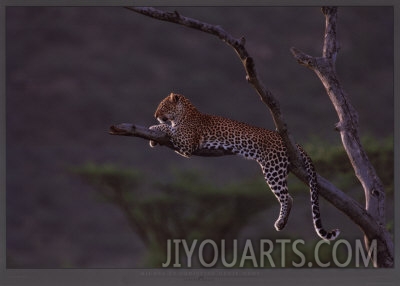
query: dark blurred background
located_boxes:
[6,7,393,268]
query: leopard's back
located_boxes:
[198,114,285,162]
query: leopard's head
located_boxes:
[154,93,194,125]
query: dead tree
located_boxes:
[110,7,393,267]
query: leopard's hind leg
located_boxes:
[260,163,293,231]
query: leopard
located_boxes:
[149,92,340,240]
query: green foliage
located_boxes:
[73,164,272,267]
[71,162,143,202]
[303,135,393,194]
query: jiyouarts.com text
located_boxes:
[161,238,376,268]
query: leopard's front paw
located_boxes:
[149,124,170,148]
[149,125,158,131]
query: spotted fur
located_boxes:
[150,93,339,240]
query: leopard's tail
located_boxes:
[297,144,340,241]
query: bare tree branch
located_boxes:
[114,6,393,267]
[109,123,235,157]
[321,7,339,60]
[124,6,304,174]
[291,6,392,267]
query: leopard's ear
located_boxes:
[169,93,180,103]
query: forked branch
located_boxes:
[291,7,392,267]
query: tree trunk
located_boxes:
[290,7,392,267]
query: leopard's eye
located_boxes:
[157,116,169,123]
